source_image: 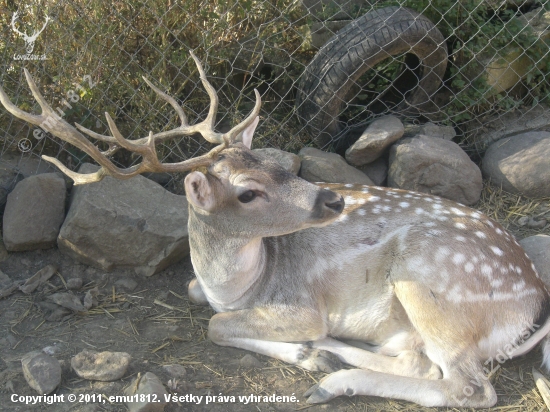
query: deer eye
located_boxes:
[238,190,257,203]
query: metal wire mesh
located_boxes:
[1,0,549,191]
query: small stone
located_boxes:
[19,265,57,294]
[115,278,138,292]
[71,350,131,381]
[124,372,168,412]
[48,292,86,312]
[240,354,263,369]
[345,116,405,166]
[36,301,72,322]
[21,351,61,394]
[162,364,186,378]
[527,218,547,229]
[83,287,99,310]
[66,277,83,290]
[518,216,530,226]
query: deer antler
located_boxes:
[10,11,26,38]
[0,51,261,184]
[30,15,50,41]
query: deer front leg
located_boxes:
[304,362,497,407]
[207,307,343,372]
[313,337,442,379]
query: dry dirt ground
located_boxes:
[0,249,548,412]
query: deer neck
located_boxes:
[188,209,266,309]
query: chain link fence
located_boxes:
[1,0,549,192]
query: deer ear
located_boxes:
[185,172,215,211]
[241,116,259,149]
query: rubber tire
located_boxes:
[296,6,448,149]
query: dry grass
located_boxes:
[475,181,550,240]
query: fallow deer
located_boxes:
[1,53,550,408]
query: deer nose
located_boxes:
[311,189,345,221]
[325,196,345,213]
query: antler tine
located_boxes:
[224,89,261,143]
[189,51,220,142]
[142,76,188,127]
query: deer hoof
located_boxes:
[304,382,337,403]
[297,347,343,373]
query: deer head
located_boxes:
[0,52,344,238]
[11,11,50,54]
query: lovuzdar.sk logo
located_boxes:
[11,10,50,61]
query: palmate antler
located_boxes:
[0,51,261,184]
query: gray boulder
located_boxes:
[299,147,373,185]
[345,116,405,166]
[58,164,189,276]
[519,235,550,287]
[253,148,301,175]
[3,173,66,251]
[404,122,456,140]
[358,157,388,187]
[482,131,550,198]
[389,135,482,205]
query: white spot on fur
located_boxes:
[345,183,353,188]
[455,235,466,242]
[415,208,425,215]
[357,209,366,216]
[345,196,357,205]
[512,280,526,291]
[399,202,410,208]
[382,205,392,212]
[453,253,466,264]
[433,204,442,210]
[490,278,503,288]
[471,212,481,219]
[455,222,466,229]
[464,262,474,273]
[336,214,349,222]
[368,196,380,202]
[490,246,504,256]
[481,264,493,278]
[495,228,503,235]
[475,231,487,239]
[435,247,451,261]
[451,207,465,216]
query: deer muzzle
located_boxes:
[310,189,345,223]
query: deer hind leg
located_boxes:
[313,337,442,379]
[207,307,344,373]
[305,360,497,407]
